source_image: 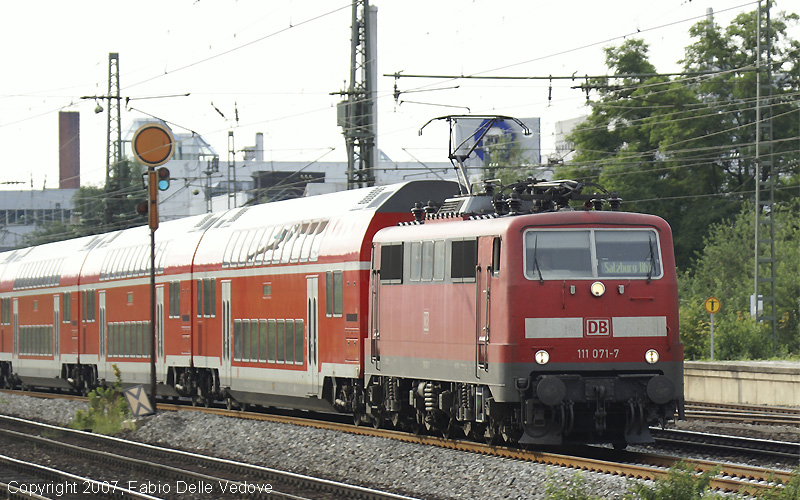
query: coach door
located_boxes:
[53,295,60,365]
[156,285,165,381]
[98,291,106,378]
[475,236,498,376]
[221,281,232,386]
[306,276,319,396]
[11,299,18,365]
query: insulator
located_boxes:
[608,192,622,211]
[507,192,522,215]
[411,202,425,222]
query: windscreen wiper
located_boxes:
[532,235,544,284]
[646,234,656,283]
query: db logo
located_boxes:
[585,318,611,336]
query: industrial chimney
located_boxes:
[58,111,80,189]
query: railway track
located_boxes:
[154,402,794,496]
[651,427,800,461]
[684,400,800,426]
[0,454,157,500]
[0,414,421,500]
[2,390,796,497]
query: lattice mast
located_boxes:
[335,0,377,189]
[104,52,123,225]
[754,0,777,349]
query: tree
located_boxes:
[679,200,800,359]
[557,8,800,270]
[23,158,148,246]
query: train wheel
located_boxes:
[371,414,383,429]
[484,424,499,445]
[501,425,522,445]
[225,396,235,411]
[441,421,455,439]
[353,412,363,426]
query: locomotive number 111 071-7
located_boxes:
[577,348,620,359]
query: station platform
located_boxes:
[684,360,800,406]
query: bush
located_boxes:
[544,470,605,500]
[756,469,800,500]
[69,364,131,435]
[623,462,725,500]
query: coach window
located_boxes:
[250,320,260,362]
[451,239,478,282]
[409,242,421,282]
[433,240,446,281]
[309,220,328,262]
[325,271,343,317]
[281,224,301,264]
[290,224,310,263]
[223,230,242,268]
[379,243,403,284]
[233,320,242,361]
[245,228,267,266]
[169,281,181,319]
[259,320,267,363]
[284,319,295,363]
[62,292,71,323]
[196,278,216,317]
[267,319,277,362]
[82,290,96,322]
[422,241,435,280]
[299,222,319,261]
[1,298,10,325]
[270,227,290,264]
[276,320,286,363]
[294,319,304,364]
[255,226,276,265]
[492,237,501,277]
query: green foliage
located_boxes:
[757,469,800,500]
[544,470,605,500]
[557,8,800,270]
[23,158,148,247]
[623,462,725,500]
[679,200,800,359]
[70,365,131,435]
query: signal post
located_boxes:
[132,123,175,410]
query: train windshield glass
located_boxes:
[524,229,662,280]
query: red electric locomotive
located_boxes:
[364,179,684,446]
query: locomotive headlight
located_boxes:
[590,281,606,297]
[535,350,550,365]
[645,349,659,364]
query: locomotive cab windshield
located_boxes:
[524,229,663,281]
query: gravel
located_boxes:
[0,392,635,500]
[4,392,796,499]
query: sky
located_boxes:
[0,0,790,189]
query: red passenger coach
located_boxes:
[0,180,458,411]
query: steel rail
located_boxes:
[0,415,421,500]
